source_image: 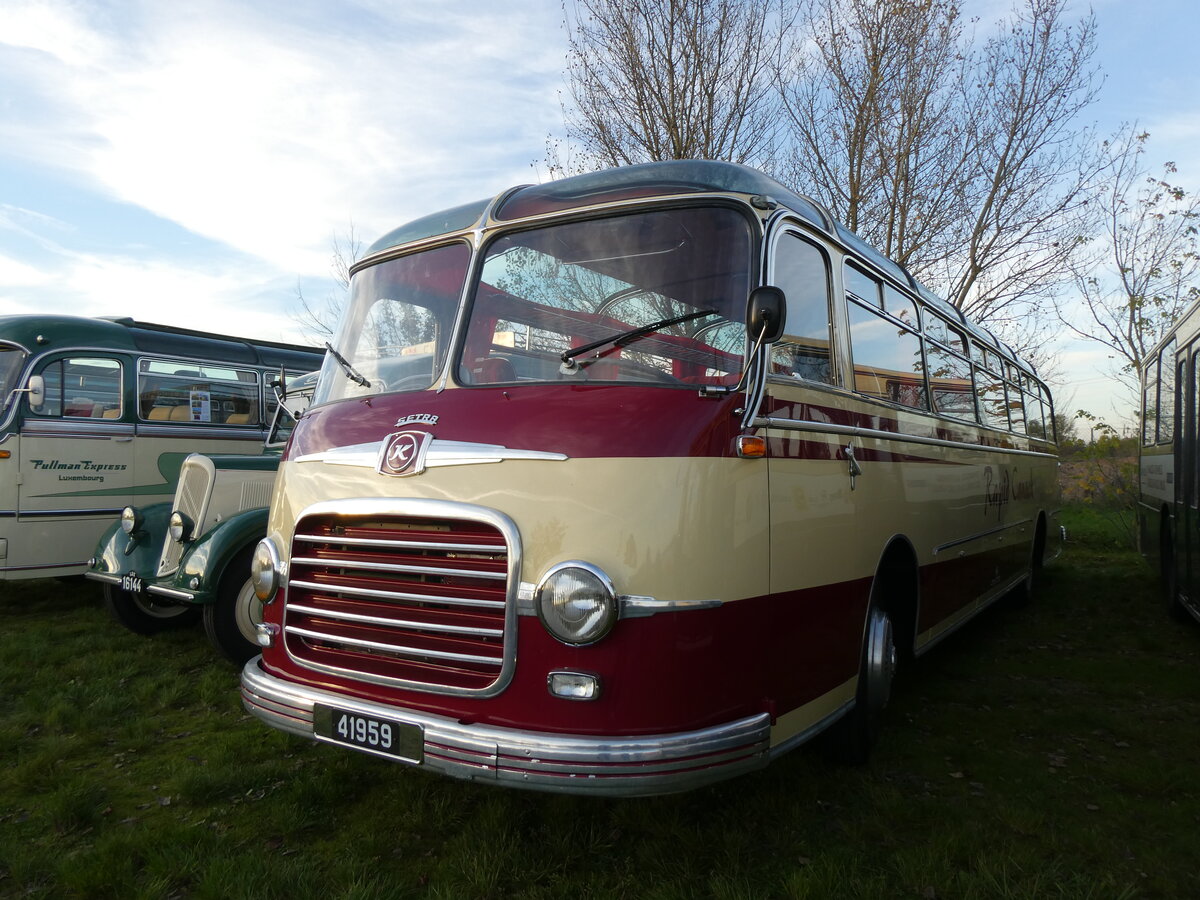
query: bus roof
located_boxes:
[361,160,1035,377]
[0,314,322,370]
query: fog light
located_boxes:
[255,622,280,647]
[168,511,193,543]
[548,670,600,701]
[251,538,281,602]
[536,562,618,645]
[120,506,143,535]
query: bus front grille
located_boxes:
[282,512,512,694]
[157,454,214,577]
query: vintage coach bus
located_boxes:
[0,315,321,583]
[1139,299,1200,627]
[241,161,1061,796]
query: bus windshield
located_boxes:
[0,345,27,408]
[459,206,753,387]
[315,242,472,405]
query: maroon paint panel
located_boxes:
[259,576,871,737]
[290,385,745,461]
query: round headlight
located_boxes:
[536,562,618,645]
[251,538,281,603]
[168,511,193,543]
[120,506,143,535]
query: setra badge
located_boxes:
[377,430,434,477]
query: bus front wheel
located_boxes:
[203,548,261,665]
[826,601,897,764]
[103,583,201,635]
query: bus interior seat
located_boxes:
[471,357,517,384]
[147,406,174,420]
[169,405,194,422]
[102,407,122,418]
[225,412,251,425]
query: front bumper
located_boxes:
[85,570,197,603]
[241,657,771,797]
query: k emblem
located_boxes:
[377,430,433,477]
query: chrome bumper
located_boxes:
[241,658,771,797]
[84,570,195,602]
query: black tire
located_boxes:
[1011,520,1046,608]
[1162,515,1188,623]
[203,548,262,664]
[826,600,898,764]
[103,583,201,635]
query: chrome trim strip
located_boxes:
[16,508,124,519]
[286,577,505,610]
[756,416,1057,459]
[285,602,503,638]
[290,555,507,581]
[283,497,521,698]
[284,625,504,666]
[241,658,771,797]
[295,438,568,469]
[85,572,120,585]
[619,596,723,618]
[146,584,196,601]
[293,533,505,553]
[932,519,1032,556]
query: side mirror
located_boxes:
[27,374,45,409]
[747,286,786,344]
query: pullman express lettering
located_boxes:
[30,459,128,473]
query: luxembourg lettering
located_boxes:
[983,466,1035,517]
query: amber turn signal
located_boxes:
[737,435,766,458]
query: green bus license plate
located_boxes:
[312,705,423,763]
[119,573,144,593]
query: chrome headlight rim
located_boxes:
[250,537,282,603]
[120,506,143,535]
[167,510,193,543]
[535,560,618,646]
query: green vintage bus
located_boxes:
[0,315,322,582]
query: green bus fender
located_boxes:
[89,502,173,581]
[170,507,271,605]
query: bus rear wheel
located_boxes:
[103,583,201,635]
[203,548,262,664]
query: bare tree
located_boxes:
[778,0,973,270]
[779,0,1102,349]
[293,225,364,341]
[551,0,788,175]
[1060,127,1200,396]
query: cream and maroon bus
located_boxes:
[241,161,1061,796]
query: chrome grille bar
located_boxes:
[286,602,504,638]
[289,555,507,581]
[285,626,505,666]
[285,578,506,609]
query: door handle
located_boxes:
[844,443,863,490]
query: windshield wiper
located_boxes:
[561,309,717,365]
[325,341,372,388]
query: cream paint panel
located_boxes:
[770,676,857,748]
[269,455,771,605]
[768,423,1056,590]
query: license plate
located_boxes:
[312,704,423,763]
[120,572,144,593]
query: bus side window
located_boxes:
[926,340,976,421]
[771,233,833,384]
[30,358,122,419]
[138,359,260,424]
[1159,339,1177,443]
[848,299,928,410]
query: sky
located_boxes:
[1,0,1198,431]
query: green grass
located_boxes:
[2,507,1198,899]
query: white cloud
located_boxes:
[0,0,564,274]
